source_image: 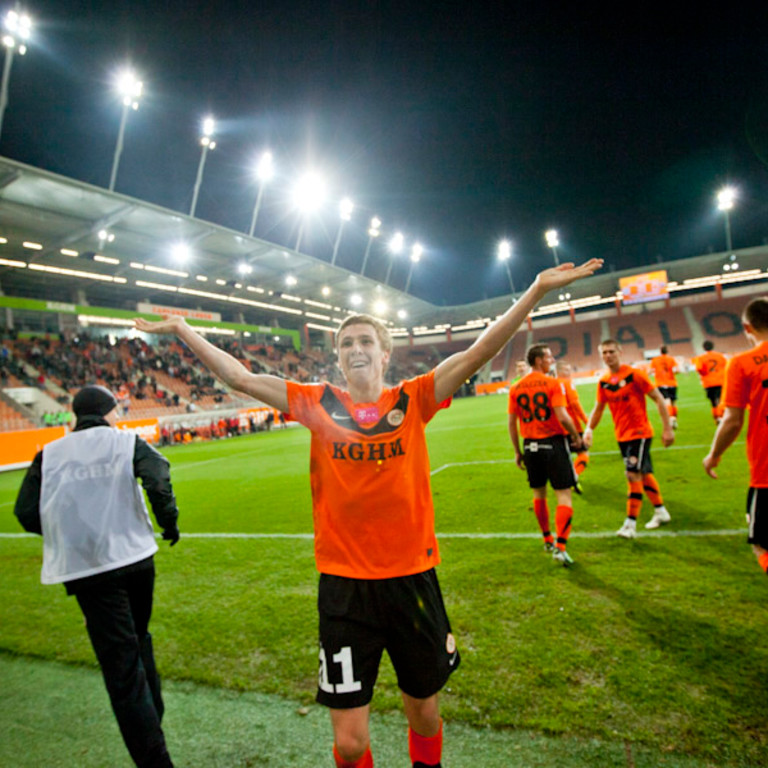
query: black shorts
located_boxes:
[618,437,654,475]
[523,435,577,491]
[747,487,768,549]
[316,569,459,709]
[705,386,722,408]
[658,386,677,402]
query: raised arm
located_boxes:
[433,260,603,402]
[134,316,289,412]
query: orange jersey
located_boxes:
[597,364,655,442]
[508,371,567,439]
[722,341,768,487]
[560,378,588,431]
[650,354,678,387]
[286,371,450,579]
[694,351,727,388]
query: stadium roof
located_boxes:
[0,157,434,332]
[0,156,766,338]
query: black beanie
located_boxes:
[72,385,118,418]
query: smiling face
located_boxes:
[336,323,390,390]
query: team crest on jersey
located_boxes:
[446,633,456,654]
[387,408,405,426]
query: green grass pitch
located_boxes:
[1,371,766,767]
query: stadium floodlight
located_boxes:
[372,300,388,316]
[321,285,331,297]
[0,7,31,142]
[384,231,404,285]
[545,229,560,266]
[249,150,274,237]
[397,308,407,320]
[237,261,252,275]
[716,186,736,252]
[331,197,354,266]
[285,274,297,287]
[109,69,144,192]
[293,172,326,252]
[360,216,381,276]
[497,239,516,294]
[404,242,423,294]
[189,115,217,217]
[98,229,115,244]
[171,242,191,264]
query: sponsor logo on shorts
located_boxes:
[446,633,456,655]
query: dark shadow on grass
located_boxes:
[567,564,768,764]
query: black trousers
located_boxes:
[74,560,173,768]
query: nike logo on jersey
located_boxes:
[331,411,352,420]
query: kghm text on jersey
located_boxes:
[332,438,405,461]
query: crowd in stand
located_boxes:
[0,330,434,434]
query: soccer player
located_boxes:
[650,345,678,428]
[512,359,529,382]
[703,297,768,575]
[555,360,590,483]
[509,346,583,566]
[693,340,728,423]
[135,258,602,768]
[584,340,675,538]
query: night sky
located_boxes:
[2,1,768,305]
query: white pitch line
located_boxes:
[0,529,744,540]
[429,441,744,475]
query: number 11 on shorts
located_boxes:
[319,645,362,694]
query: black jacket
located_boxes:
[14,415,180,592]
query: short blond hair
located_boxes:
[335,314,393,354]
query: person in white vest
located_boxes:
[14,384,180,768]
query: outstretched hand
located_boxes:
[135,315,186,335]
[534,259,604,293]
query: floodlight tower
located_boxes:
[293,172,325,252]
[0,7,31,142]
[497,239,516,294]
[545,229,560,266]
[404,242,423,293]
[360,216,381,275]
[384,231,404,285]
[330,197,354,265]
[249,151,274,236]
[189,116,216,217]
[109,69,143,192]
[716,186,736,252]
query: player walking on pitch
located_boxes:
[509,346,583,566]
[703,297,768,575]
[650,345,679,428]
[693,340,728,423]
[136,259,602,768]
[584,340,674,538]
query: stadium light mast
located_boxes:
[545,229,560,266]
[249,151,274,236]
[360,216,381,275]
[293,172,326,252]
[404,242,423,294]
[384,231,404,285]
[497,239,516,294]
[330,197,354,266]
[716,186,736,252]
[0,7,31,143]
[109,69,143,192]
[189,115,216,217]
